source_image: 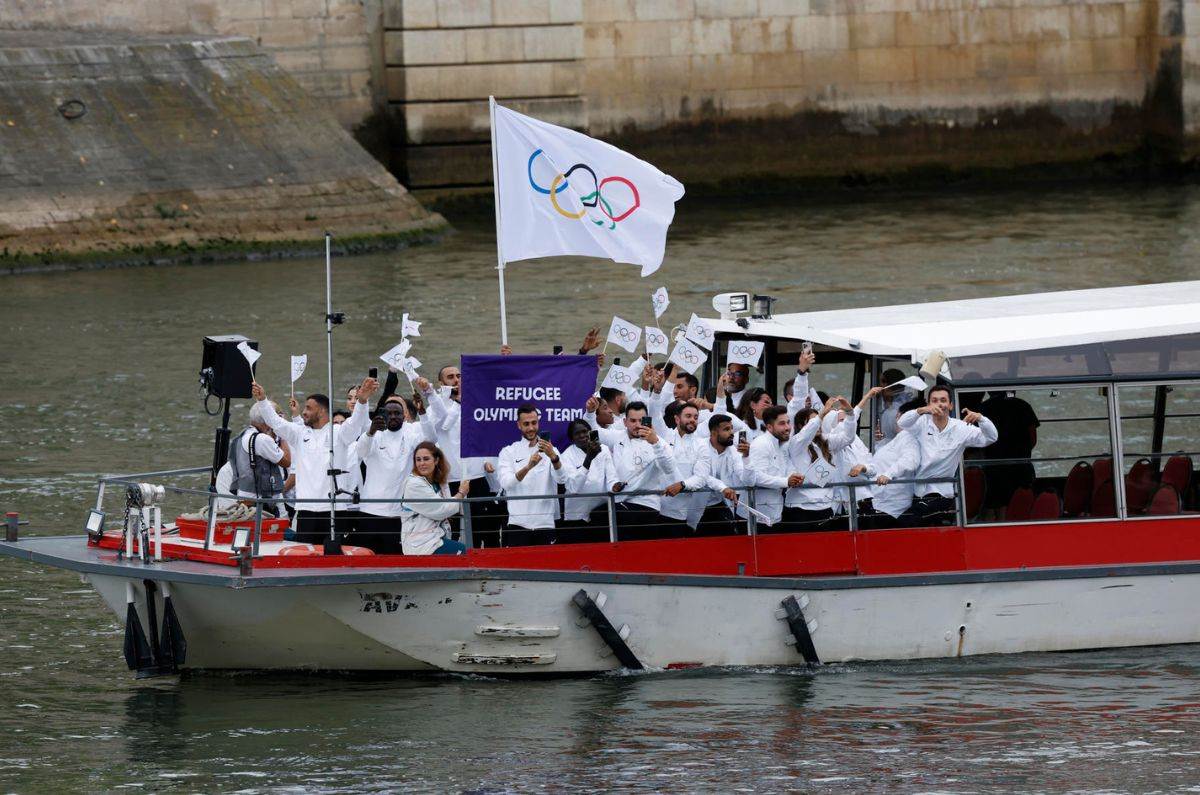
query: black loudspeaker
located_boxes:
[201,334,257,399]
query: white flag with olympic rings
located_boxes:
[727,340,764,367]
[607,315,642,353]
[601,363,636,392]
[645,326,668,356]
[685,313,715,351]
[669,337,708,375]
[493,102,685,276]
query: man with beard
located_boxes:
[251,376,377,550]
[353,396,437,554]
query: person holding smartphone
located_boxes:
[558,420,617,542]
[496,404,569,547]
[607,401,681,541]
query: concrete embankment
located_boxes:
[0,31,445,273]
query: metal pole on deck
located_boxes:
[324,231,341,554]
[489,95,509,346]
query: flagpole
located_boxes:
[489,95,509,346]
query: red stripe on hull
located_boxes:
[96,516,1200,578]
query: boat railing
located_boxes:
[92,467,961,558]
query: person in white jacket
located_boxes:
[559,419,617,543]
[497,403,570,547]
[424,368,505,545]
[399,442,468,555]
[660,403,715,533]
[780,407,839,531]
[897,384,998,524]
[691,413,749,535]
[252,377,376,549]
[850,418,923,528]
[746,405,806,528]
[354,397,437,554]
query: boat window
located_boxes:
[950,333,1200,385]
[774,340,857,409]
[958,385,1117,525]
[1116,382,1200,517]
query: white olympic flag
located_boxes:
[652,286,670,319]
[402,313,421,338]
[727,340,764,367]
[380,340,410,370]
[237,341,261,370]
[601,363,636,392]
[290,354,307,383]
[606,315,642,353]
[645,326,668,356]
[669,337,708,375]
[685,313,715,351]
[493,102,685,277]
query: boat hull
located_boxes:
[86,565,1200,674]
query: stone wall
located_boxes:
[0,32,443,270]
[0,0,378,128]
[385,0,1194,191]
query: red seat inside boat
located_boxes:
[1124,460,1156,514]
[1092,457,1113,488]
[1147,484,1182,516]
[1005,487,1035,521]
[1161,455,1192,505]
[1091,479,1116,518]
[1030,491,1061,521]
[1062,461,1093,517]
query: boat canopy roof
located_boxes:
[709,281,1200,361]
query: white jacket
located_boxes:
[864,429,921,518]
[497,438,569,530]
[660,426,711,526]
[561,444,617,522]
[260,399,369,507]
[898,411,998,497]
[355,414,436,517]
[399,475,458,555]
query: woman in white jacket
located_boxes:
[399,442,469,555]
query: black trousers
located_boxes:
[558,507,612,544]
[695,503,737,537]
[503,524,556,547]
[913,494,956,526]
[354,514,404,555]
[294,509,361,546]
[765,507,834,534]
[616,502,678,541]
[451,476,506,548]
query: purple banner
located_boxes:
[460,354,598,457]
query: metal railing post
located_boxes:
[253,501,262,557]
[460,498,474,549]
[746,488,757,536]
[5,512,17,543]
[847,482,858,531]
[95,480,106,512]
[606,494,618,543]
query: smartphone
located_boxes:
[368,367,378,379]
[737,431,745,445]
[640,416,652,428]
[801,341,813,356]
[614,357,621,367]
[589,430,599,442]
[538,431,552,443]
[553,345,563,355]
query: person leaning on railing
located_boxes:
[897,384,998,524]
[399,442,467,556]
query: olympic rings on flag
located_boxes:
[647,331,666,345]
[612,371,632,385]
[729,344,759,357]
[527,149,641,231]
[678,349,700,364]
[616,327,638,341]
